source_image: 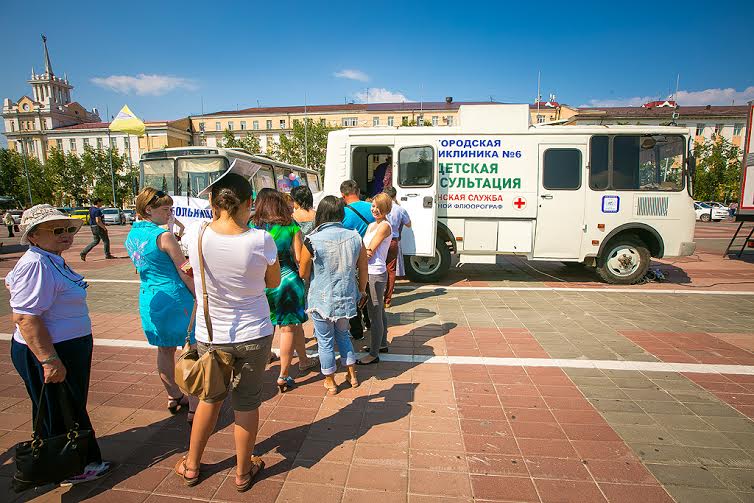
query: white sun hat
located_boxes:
[19,204,83,245]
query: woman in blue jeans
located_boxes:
[299,196,368,395]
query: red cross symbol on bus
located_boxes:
[513,197,526,210]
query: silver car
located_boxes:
[101,208,123,225]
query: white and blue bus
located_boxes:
[139,147,321,226]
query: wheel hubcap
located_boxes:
[409,249,442,276]
[606,246,641,278]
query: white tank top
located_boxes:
[363,221,392,275]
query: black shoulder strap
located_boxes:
[346,204,370,226]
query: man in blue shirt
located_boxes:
[340,180,374,339]
[340,180,374,237]
[80,198,114,261]
[369,155,391,198]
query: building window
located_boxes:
[240,121,246,130]
[341,117,357,127]
[29,142,35,154]
[10,121,14,132]
[734,123,744,136]
[447,116,454,126]
[124,137,130,148]
[695,123,705,136]
[228,121,233,130]
[320,118,326,126]
[279,119,286,129]
[56,139,63,150]
[96,138,103,149]
[402,116,409,126]
[373,117,380,126]
[416,115,424,125]
[83,138,90,147]
[266,120,272,130]
[387,116,394,126]
[199,122,205,132]
[432,116,439,126]
[253,120,259,130]
[714,124,724,135]
[215,122,221,131]
[70,139,77,152]
[537,114,545,124]
[110,136,117,147]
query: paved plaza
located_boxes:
[1,223,754,502]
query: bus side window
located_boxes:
[589,136,609,190]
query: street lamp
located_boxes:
[14,111,34,206]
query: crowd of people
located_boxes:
[4,174,410,491]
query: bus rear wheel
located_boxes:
[596,236,650,285]
[404,237,451,283]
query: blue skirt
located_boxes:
[139,285,195,347]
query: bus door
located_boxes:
[395,143,438,256]
[533,145,587,259]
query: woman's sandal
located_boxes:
[174,457,200,487]
[349,374,359,388]
[168,394,189,415]
[235,457,265,492]
[277,376,295,393]
[298,356,320,374]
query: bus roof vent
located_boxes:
[457,104,531,133]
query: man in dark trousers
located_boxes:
[340,180,375,339]
[80,199,114,261]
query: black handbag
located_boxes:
[12,383,93,492]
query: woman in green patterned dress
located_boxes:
[252,189,318,392]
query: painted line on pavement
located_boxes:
[5,276,752,295]
[2,333,752,375]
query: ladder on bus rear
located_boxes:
[724,221,754,258]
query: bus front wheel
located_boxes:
[596,236,650,285]
[404,237,451,283]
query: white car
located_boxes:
[101,208,123,225]
[694,202,728,222]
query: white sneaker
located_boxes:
[61,461,114,486]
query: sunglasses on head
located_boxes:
[40,225,80,235]
[148,190,166,205]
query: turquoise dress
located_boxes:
[125,221,195,346]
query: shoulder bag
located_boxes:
[13,384,93,492]
[175,223,235,401]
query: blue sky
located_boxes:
[1,0,753,131]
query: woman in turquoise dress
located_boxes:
[125,188,198,421]
[252,189,318,392]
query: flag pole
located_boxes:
[107,106,117,207]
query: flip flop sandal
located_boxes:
[175,457,200,487]
[235,457,265,492]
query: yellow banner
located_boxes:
[109,105,145,136]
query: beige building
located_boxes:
[2,36,191,163]
[566,100,748,149]
[192,99,576,150]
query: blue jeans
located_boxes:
[311,312,355,375]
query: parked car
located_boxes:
[56,207,71,215]
[703,201,726,208]
[122,209,136,224]
[694,202,728,222]
[70,209,90,225]
[101,208,123,225]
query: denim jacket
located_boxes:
[306,222,362,321]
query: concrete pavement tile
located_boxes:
[600,411,656,426]
[709,467,754,492]
[645,463,726,489]
[701,415,754,433]
[649,413,714,431]
[598,483,674,503]
[611,424,678,445]
[724,431,754,450]
[671,429,739,448]
[630,443,698,465]
[663,486,745,503]
[589,399,644,413]
[688,447,754,468]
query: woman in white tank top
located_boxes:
[357,193,393,365]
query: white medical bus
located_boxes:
[322,104,697,284]
[139,146,321,226]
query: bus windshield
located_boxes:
[175,157,228,198]
[141,159,175,193]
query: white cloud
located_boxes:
[581,86,754,108]
[334,69,370,82]
[91,74,197,96]
[355,88,412,103]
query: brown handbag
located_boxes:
[175,223,235,401]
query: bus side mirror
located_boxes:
[687,154,696,197]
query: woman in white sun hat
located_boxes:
[5,204,112,486]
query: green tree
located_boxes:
[82,146,128,207]
[0,148,26,204]
[692,136,741,202]
[219,129,262,154]
[25,155,57,205]
[276,119,339,178]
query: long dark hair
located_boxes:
[314,195,345,227]
[210,173,252,215]
[252,188,293,226]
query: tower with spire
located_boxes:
[3,34,101,162]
